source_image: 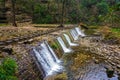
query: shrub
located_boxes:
[0,58,18,80]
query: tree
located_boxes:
[101,6,120,27]
[11,0,17,27]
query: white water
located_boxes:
[32,41,62,77]
[44,41,61,63]
[75,27,85,37]
[70,29,79,40]
[31,27,86,77]
[57,37,72,53]
[73,29,79,37]
[33,48,50,76]
[63,34,78,46]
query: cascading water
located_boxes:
[44,41,61,63]
[63,34,78,46]
[57,37,72,53]
[73,29,79,37]
[75,27,85,37]
[70,29,79,40]
[33,48,50,76]
[32,41,62,77]
[31,27,86,78]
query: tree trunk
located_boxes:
[31,4,34,23]
[3,0,6,8]
[61,0,65,25]
[11,0,17,27]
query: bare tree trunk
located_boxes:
[56,0,61,24]
[47,1,50,13]
[11,0,17,27]
[31,4,34,23]
[60,0,65,27]
[61,0,65,26]
[3,0,5,8]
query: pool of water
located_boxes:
[77,61,118,80]
[63,53,119,80]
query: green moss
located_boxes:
[0,24,9,27]
[51,43,59,49]
[99,26,120,43]
[89,26,100,29]
[85,29,96,35]
[111,28,120,37]
[54,73,68,80]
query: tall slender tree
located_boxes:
[11,0,17,27]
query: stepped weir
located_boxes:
[30,27,86,78]
[29,26,119,80]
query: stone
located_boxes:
[106,69,114,78]
[1,47,13,55]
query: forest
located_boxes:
[0,0,120,80]
[0,0,120,26]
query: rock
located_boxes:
[0,52,4,58]
[106,69,114,78]
[57,24,64,28]
[118,73,120,80]
[1,47,13,55]
[94,59,99,64]
[23,39,34,44]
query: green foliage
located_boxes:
[51,43,59,49]
[0,24,9,27]
[81,0,98,8]
[69,10,78,23]
[0,58,18,80]
[111,28,120,33]
[79,0,120,26]
[97,2,109,15]
[111,28,120,37]
[100,6,120,27]
[33,4,53,24]
[99,26,120,43]
[1,0,120,26]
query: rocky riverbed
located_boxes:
[64,51,119,80]
[0,26,120,80]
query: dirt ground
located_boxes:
[0,25,52,41]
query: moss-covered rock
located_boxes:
[54,73,68,80]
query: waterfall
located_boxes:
[44,41,61,63]
[63,34,78,46]
[75,27,85,37]
[32,41,62,77]
[57,37,72,53]
[73,29,79,37]
[70,29,79,40]
[33,48,50,76]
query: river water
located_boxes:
[63,52,119,80]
